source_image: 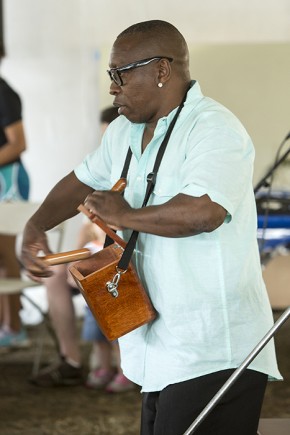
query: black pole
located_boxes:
[254,132,290,194]
[183,307,290,434]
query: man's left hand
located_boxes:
[84,190,131,230]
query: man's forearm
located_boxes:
[28,171,94,231]
[84,191,227,238]
[119,194,227,237]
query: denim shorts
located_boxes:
[81,306,107,342]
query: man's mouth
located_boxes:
[114,102,125,115]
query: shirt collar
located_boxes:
[155,80,203,128]
[129,80,203,157]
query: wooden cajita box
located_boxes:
[69,243,156,341]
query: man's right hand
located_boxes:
[20,220,54,281]
[19,172,94,280]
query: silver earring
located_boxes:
[157,82,163,88]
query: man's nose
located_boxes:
[109,81,121,95]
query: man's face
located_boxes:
[108,35,162,124]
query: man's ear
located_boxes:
[157,58,172,86]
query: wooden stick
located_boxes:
[40,248,92,265]
[77,178,127,249]
[110,178,127,193]
[39,179,128,266]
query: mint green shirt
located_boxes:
[75,81,281,392]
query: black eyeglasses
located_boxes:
[107,56,173,87]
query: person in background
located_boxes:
[20,20,281,435]
[0,46,30,348]
[82,289,135,393]
[29,106,134,393]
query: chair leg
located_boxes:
[31,322,46,376]
[21,293,60,375]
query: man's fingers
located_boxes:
[25,269,53,282]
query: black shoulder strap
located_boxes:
[120,147,133,179]
[104,148,133,248]
[118,87,189,271]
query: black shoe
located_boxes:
[29,359,83,387]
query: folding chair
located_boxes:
[0,201,66,373]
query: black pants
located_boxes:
[140,369,267,435]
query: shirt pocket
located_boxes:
[152,175,181,204]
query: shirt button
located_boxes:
[137,176,142,181]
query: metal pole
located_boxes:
[254,134,290,194]
[183,307,290,435]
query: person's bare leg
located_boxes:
[112,341,122,374]
[0,235,22,332]
[105,341,135,392]
[95,340,113,371]
[85,339,115,388]
[45,264,81,365]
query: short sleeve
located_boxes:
[0,83,22,127]
[180,124,254,220]
[74,116,131,191]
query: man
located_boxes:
[21,20,281,435]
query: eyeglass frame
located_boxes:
[107,56,173,87]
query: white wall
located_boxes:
[2,1,103,199]
[2,0,290,246]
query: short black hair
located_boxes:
[117,20,185,46]
[100,106,119,124]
